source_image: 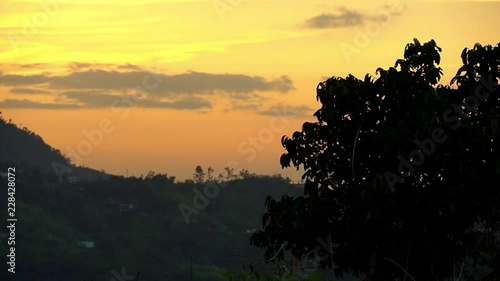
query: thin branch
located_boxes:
[226,254,260,261]
[266,243,286,263]
[352,119,364,181]
[456,260,465,281]
[315,152,351,199]
[453,257,456,281]
[229,243,287,267]
[404,251,410,281]
[383,258,416,281]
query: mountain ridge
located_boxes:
[0,113,110,182]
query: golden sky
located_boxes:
[1,0,499,181]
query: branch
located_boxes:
[352,119,364,181]
[383,258,416,281]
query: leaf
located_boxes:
[265,196,274,207]
[292,131,302,139]
[304,180,318,196]
[490,119,498,135]
[461,48,468,65]
[366,212,372,220]
[281,135,288,147]
[262,213,270,227]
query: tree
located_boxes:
[193,165,205,184]
[250,39,500,281]
[238,168,258,180]
[145,170,175,185]
[270,173,292,184]
[224,166,237,181]
[207,166,215,182]
[145,170,156,180]
[217,172,225,182]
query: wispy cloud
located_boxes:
[0,99,80,109]
[0,67,294,95]
[0,63,295,110]
[302,5,403,29]
[10,87,50,95]
[303,7,365,29]
[60,91,212,109]
[0,71,48,86]
[258,104,313,118]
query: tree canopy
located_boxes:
[250,39,500,281]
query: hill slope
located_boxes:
[0,114,108,181]
[0,114,312,281]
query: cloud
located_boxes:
[61,91,133,107]
[66,62,142,72]
[117,63,143,71]
[0,63,294,111]
[154,97,212,110]
[0,73,48,86]
[231,102,261,111]
[10,87,50,95]
[19,63,50,68]
[47,70,150,90]
[0,99,80,109]
[158,71,294,95]
[258,105,313,118]
[60,91,212,109]
[0,68,294,96]
[303,7,365,29]
[302,5,403,29]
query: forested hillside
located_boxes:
[0,116,304,281]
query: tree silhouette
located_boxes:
[224,166,237,181]
[250,39,500,281]
[145,170,175,185]
[239,169,256,179]
[193,165,205,184]
[207,166,215,182]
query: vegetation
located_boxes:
[0,113,109,181]
[0,114,305,281]
[250,39,500,281]
[0,164,304,280]
[0,113,70,174]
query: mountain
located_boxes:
[0,113,109,181]
[0,114,314,281]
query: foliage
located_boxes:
[250,39,500,281]
[0,115,72,173]
[194,165,206,184]
[0,154,303,281]
[189,165,265,184]
[144,170,176,185]
[226,268,330,281]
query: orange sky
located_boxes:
[1,0,499,181]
